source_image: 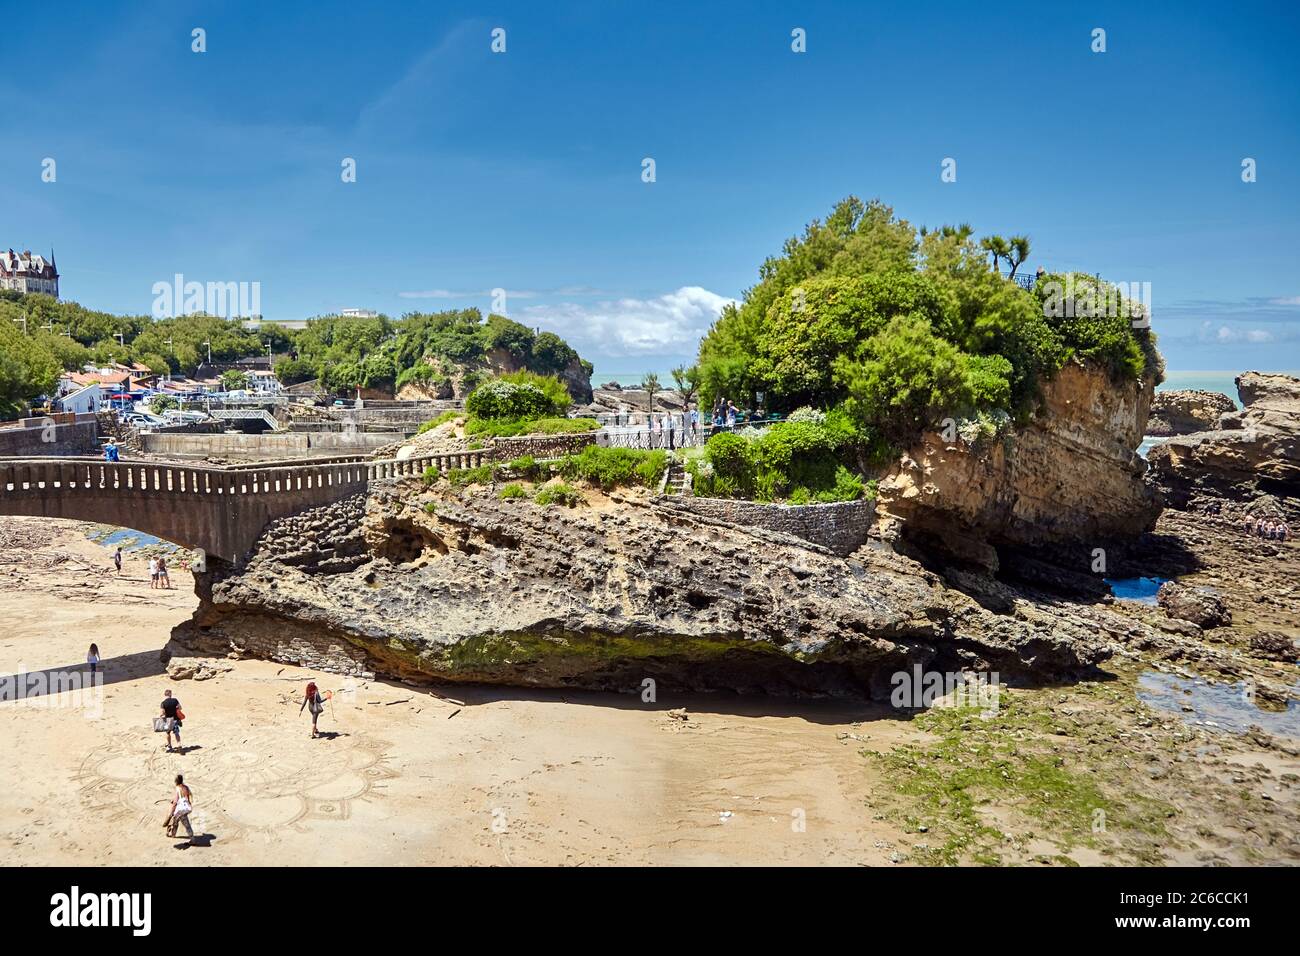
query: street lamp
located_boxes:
[201,340,212,365]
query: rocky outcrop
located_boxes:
[170,480,1117,696]
[1147,389,1236,436]
[1146,372,1300,506]
[874,362,1161,571]
[1156,581,1231,629]
[581,386,687,417]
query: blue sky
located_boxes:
[2,0,1298,374]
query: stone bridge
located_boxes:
[0,450,485,564]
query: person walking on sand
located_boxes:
[158,556,171,590]
[165,774,194,843]
[113,547,122,575]
[87,643,100,677]
[160,689,184,752]
[300,681,326,738]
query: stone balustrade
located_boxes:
[0,449,485,564]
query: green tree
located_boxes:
[670,364,700,405]
[0,317,60,418]
[834,314,1007,445]
[1006,235,1031,280]
[980,235,1011,273]
[220,369,250,391]
[640,372,661,413]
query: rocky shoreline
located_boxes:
[166,368,1297,716]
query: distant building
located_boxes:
[340,309,378,318]
[0,248,59,298]
[56,383,103,415]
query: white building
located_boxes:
[57,383,102,415]
[0,249,59,297]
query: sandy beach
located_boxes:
[2,516,1296,867]
[0,517,920,866]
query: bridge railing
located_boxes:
[0,450,486,498]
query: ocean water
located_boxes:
[1141,369,1300,457]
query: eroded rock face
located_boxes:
[1156,581,1231,629]
[874,363,1161,571]
[1146,372,1300,506]
[1147,389,1236,436]
[173,483,1115,696]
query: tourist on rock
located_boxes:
[165,774,194,843]
[160,690,184,753]
[300,681,327,738]
[113,547,123,575]
[148,556,159,589]
[87,643,100,677]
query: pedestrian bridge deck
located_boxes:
[0,451,484,564]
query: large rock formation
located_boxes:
[1147,389,1237,436]
[1146,372,1300,506]
[874,362,1161,571]
[170,480,1115,696]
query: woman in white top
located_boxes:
[86,643,100,677]
[166,773,195,842]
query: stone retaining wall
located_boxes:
[0,417,99,456]
[653,496,875,556]
[141,430,396,458]
[490,432,597,460]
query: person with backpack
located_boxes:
[300,681,327,738]
[165,774,194,843]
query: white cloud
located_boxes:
[397,288,539,300]
[1214,325,1273,343]
[518,286,736,356]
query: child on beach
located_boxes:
[299,681,328,738]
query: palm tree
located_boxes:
[670,364,699,405]
[980,235,1010,272]
[1006,235,1031,280]
[640,372,660,413]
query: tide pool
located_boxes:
[1105,576,1168,604]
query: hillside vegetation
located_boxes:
[696,197,1162,456]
